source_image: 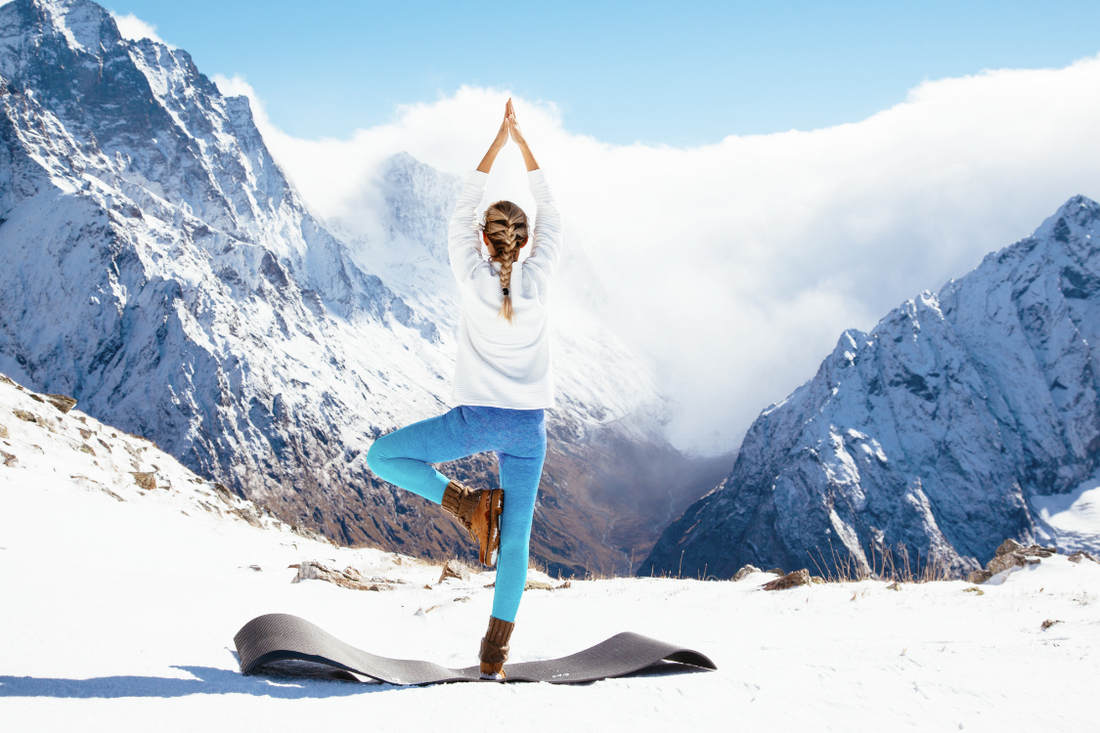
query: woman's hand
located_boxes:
[492,104,510,150]
[477,101,512,173]
[506,99,540,172]
[505,99,524,145]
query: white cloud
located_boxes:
[110,12,171,47]
[220,58,1100,455]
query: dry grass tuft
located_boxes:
[810,539,954,585]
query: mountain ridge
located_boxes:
[643,195,1100,578]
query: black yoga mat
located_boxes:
[234,613,716,685]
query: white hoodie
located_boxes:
[447,168,563,410]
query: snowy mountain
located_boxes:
[644,196,1100,578]
[0,0,724,575]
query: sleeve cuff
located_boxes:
[527,168,546,186]
[466,169,490,186]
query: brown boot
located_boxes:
[441,479,504,567]
[479,616,514,679]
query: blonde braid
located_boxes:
[483,201,529,324]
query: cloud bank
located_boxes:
[216,57,1100,454]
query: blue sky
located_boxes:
[108,0,1100,147]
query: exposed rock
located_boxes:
[995,539,1025,557]
[77,428,93,440]
[0,375,14,387]
[1041,619,1062,630]
[1,450,16,467]
[0,423,7,439]
[292,561,392,591]
[968,569,995,584]
[886,581,903,591]
[763,569,811,591]
[963,587,985,595]
[44,394,77,414]
[230,505,265,528]
[438,559,471,583]
[130,472,157,491]
[765,568,785,576]
[733,564,762,581]
[13,410,36,423]
[1067,551,1098,564]
[78,444,96,457]
[967,542,1057,583]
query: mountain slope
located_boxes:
[644,196,1100,578]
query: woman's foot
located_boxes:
[441,480,504,566]
[479,616,514,679]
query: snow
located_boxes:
[1034,474,1100,553]
[3,375,1099,731]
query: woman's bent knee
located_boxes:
[366,435,391,476]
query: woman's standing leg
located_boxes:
[490,449,546,623]
[477,425,545,679]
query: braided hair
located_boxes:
[482,200,529,324]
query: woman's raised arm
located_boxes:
[476,102,511,173]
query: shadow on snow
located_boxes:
[0,662,396,700]
[0,659,706,698]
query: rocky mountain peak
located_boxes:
[644,194,1100,579]
[1,0,121,57]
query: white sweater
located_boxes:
[448,168,563,410]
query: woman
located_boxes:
[367,99,562,679]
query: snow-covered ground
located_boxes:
[2,375,1099,732]
[1035,474,1100,554]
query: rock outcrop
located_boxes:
[966,539,1057,584]
[762,569,811,591]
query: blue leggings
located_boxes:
[366,405,546,623]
